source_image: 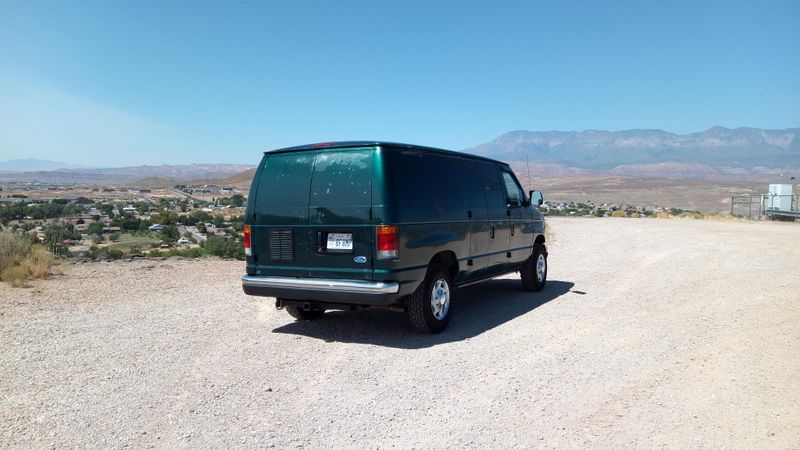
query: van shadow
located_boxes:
[271,279,575,349]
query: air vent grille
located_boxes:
[267,229,293,262]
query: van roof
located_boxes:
[265,141,506,165]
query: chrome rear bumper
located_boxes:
[241,275,399,299]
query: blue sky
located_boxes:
[1,0,798,166]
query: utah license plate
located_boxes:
[326,232,353,251]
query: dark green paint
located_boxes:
[245,142,546,303]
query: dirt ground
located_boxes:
[1,217,799,448]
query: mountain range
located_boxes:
[0,159,87,172]
[1,127,797,185]
[0,163,255,184]
[465,126,799,181]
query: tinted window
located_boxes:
[501,171,525,206]
[257,152,315,206]
[475,161,505,207]
[385,150,482,207]
[310,149,372,206]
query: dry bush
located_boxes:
[1,265,28,287]
[0,233,32,272]
[654,211,671,219]
[610,210,626,218]
[22,245,56,279]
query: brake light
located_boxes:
[243,225,252,256]
[377,225,398,259]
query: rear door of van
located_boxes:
[250,147,375,281]
[306,147,374,281]
[250,151,316,278]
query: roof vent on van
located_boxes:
[267,229,294,262]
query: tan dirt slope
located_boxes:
[1,218,799,448]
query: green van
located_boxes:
[241,142,547,333]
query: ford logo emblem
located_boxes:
[354,256,367,264]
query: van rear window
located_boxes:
[309,149,373,206]
[258,152,315,206]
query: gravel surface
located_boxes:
[2,218,799,448]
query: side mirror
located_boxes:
[529,190,544,206]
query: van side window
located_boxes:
[501,171,525,206]
[385,150,475,207]
[476,161,505,207]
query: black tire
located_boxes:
[521,244,547,292]
[285,304,325,320]
[406,264,453,333]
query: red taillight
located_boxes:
[243,225,252,256]
[376,225,398,259]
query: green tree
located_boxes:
[152,210,179,226]
[97,204,114,217]
[118,216,142,231]
[86,222,105,235]
[44,225,72,255]
[160,225,179,243]
[186,210,212,226]
[204,235,244,259]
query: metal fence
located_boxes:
[731,194,800,220]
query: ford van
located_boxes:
[241,142,547,333]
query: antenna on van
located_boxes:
[526,154,531,189]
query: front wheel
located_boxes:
[406,264,453,333]
[521,244,547,291]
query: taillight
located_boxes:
[243,225,252,256]
[376,225,398,259]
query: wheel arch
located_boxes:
[429,250,459,280]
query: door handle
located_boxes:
[490,226,495,239]
[511,224,514,236]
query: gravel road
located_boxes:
[2,218,799,448]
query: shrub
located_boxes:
[160,225,179,243]
[1,265,27,287]
[205,235,244,259]
[610,210,626,218]
[0,233,32,272]
[183,247,204,258]
[107,249,124,260]
[22,245,55,278]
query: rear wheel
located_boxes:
[406,264,453,333]
[284,304,325,320]
[521,244,547,291]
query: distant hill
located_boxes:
[131,176,180,188]
[0,158,86,172]
[216,168,256,189]
[466,126,800,181]
[0,163,256,184]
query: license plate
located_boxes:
[326,232,353,251]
